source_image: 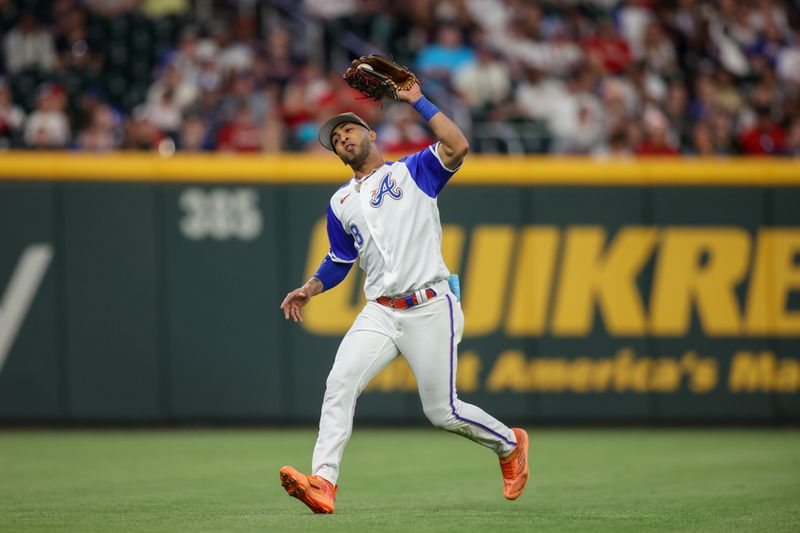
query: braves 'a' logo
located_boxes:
[369,173,403,208]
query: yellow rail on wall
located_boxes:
[0,152,798,185]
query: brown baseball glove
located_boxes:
[344,55,419,101]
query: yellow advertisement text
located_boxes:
[302,222,800,338]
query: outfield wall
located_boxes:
[1,154,799,422]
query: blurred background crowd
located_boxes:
[1,0,799,156]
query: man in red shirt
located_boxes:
[583,18,632,74]
[739,106,786,155]
[216,103,262,152]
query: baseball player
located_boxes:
[278,80,529,514]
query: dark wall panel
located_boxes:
[165,185,284,418]
[62,184,160,419]
[0,183,61,418]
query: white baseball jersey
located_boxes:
[310,142,518,487]
[325,143,459,300]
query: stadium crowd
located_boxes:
[1,0,799,156]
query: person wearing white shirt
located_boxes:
[3,13,55,74]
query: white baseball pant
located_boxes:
[311,281,517,485]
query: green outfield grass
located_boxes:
[0,429,798,532]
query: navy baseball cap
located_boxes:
[318,112,371,151]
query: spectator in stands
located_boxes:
[627,60,667,105]
[219,70,270,125]
[3,12,55,74]
[618,0,654,59]
[689,74,718,120]
[281,62,331,149]
[749,21,786,69]
[259,27,296,89]
[546,69,605,155]
[501,20,584,75]
[713,69,745,116]
[601,97,632,144]
[689,122,717,156]
[212,21,254,76]
[54,7,91,71]
[185,87,223,139]
[148,60,198,112]
[195,40,222,91]
[635,106,679,155]
[599,75,641,133]
[749,0,791,33]
[663,81,691,147]
[514,2,544,40]
[708,110,738,155]
[171,27,201,85]
[123,105,164,150]
[671,0,702,44]
[709,1,754,77]
[73,89,102,133]
[514,67,566,123]
[452,44,511,113]
[177,114,211,152]
[717,0,759,49]
[415,24,475,88]
[642,20,678,76]
[24,84,70,148]
[739,82,782,131]
[0,78,25,148]
[776,29,800,85]
[594,129,635,158]
[559,99,606,154]
[144,87,183,137]
[583,18,632,75]
[462,0,508,35]
[377,103,434,154]
[739,104,786,155]
[670,1,713,76]
[543,24,585,76]
[76,102,121,152]
[216,102,261,152]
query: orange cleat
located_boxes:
[499,428,529,500]
[279,466,337,514]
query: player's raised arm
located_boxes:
[397,83,469,171]
[342,55,468,170]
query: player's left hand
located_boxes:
[397,81,423,104]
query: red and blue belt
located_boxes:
[376,288,437,310]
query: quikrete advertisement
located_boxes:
[302,219,800,401]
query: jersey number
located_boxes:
[350,223,364,246]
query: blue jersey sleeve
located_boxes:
[326,205,358,263]
[314,254,352,291]
[399,143,461,198]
